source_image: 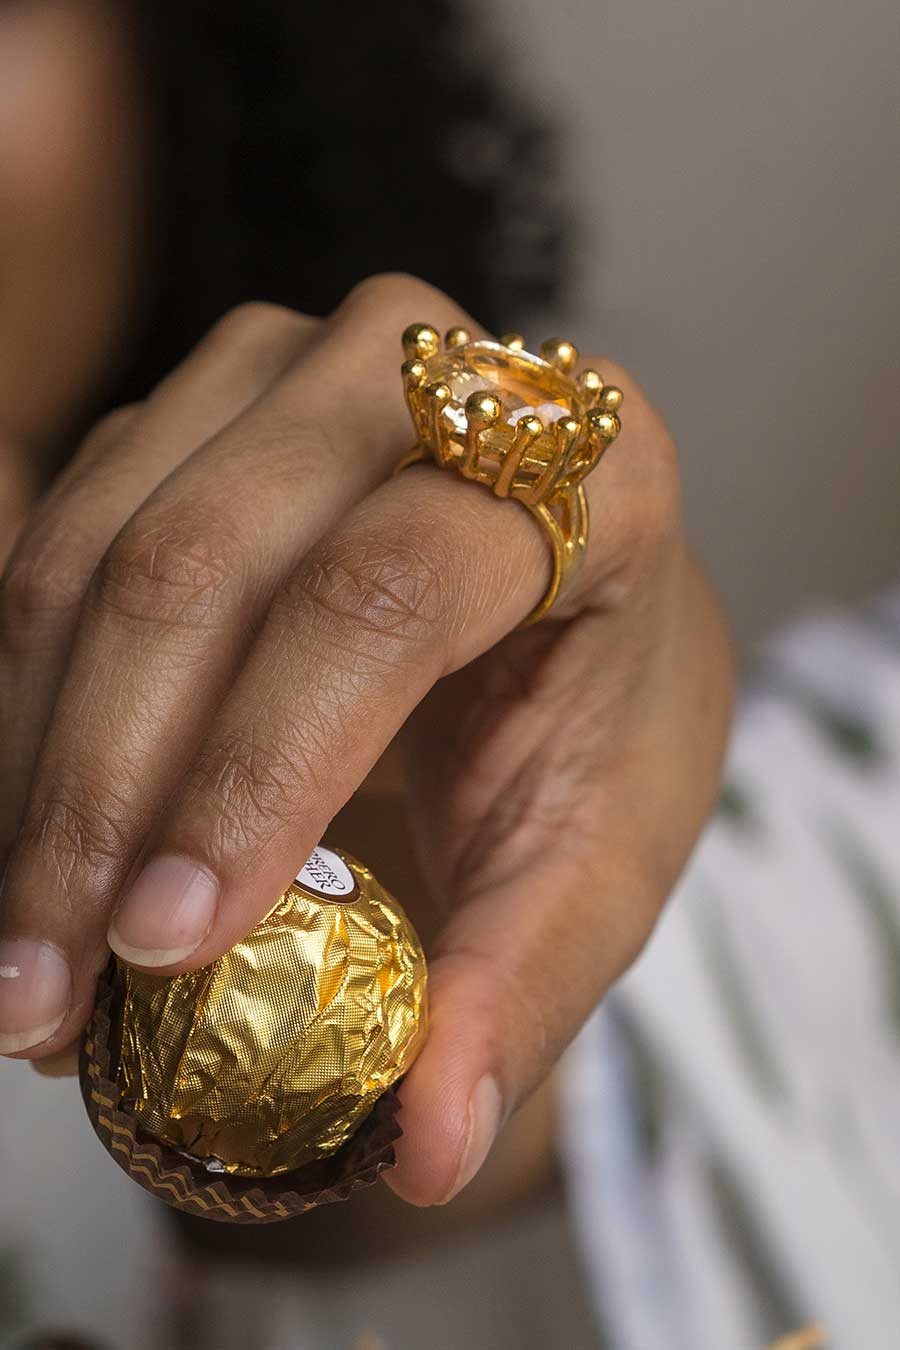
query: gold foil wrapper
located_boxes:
[80,976,403,1223]
[110,846,426,1177]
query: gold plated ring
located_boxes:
[397,325,623,625]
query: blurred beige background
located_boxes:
[491,0,900,647]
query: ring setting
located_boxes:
[398,325,623,624]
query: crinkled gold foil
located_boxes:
[113,847,427,1177]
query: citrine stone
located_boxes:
[426,340,578,436]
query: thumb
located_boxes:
[382,854,650,1207]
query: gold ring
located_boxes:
[396,324,623,625]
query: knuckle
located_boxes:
[0,529,92,652]
[206,300,303,350]
[90,516,245,630]
[295,524,452,655]
[189,727,307,859]
[18,786,130,901]
[79,404,141,458]
[35,406,142,513]
[339,272,456,325]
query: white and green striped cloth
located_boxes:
[561,595,900,1349]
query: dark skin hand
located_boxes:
[0,275,732,1206]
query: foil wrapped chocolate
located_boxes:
[80,846,427,1222]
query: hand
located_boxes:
[0,275,732,1204]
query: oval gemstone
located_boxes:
[426,340,577,436]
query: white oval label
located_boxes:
[294,846,357,902]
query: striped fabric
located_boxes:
[561,596,900,1349]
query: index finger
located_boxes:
[0,277,480,1058]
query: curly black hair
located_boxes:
[113,0,563,408]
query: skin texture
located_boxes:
[0,275,733,1206]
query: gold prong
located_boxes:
[402,323,441,362]
[577,408,622,477]
[500,332,525,352]
[597,384,624,414]
[462,391,501,476]
[540,338,578,374]
[588,408,621,444]
[556,415,596,487]
[526,417,579,504]
[496,414,542,498]
[576,369,603,404]
[464,391,501,428]
[555,416,582,458]
[423,381,453,466]
[401,359,429,438]
[401,358,427,393]
[445,326,471,349]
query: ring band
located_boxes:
[397,325,622,625]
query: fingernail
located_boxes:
[443,1074,504,1204]
[0,939,71,1054]
[108,855,218,966]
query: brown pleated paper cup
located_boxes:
[79,961,403,1225]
